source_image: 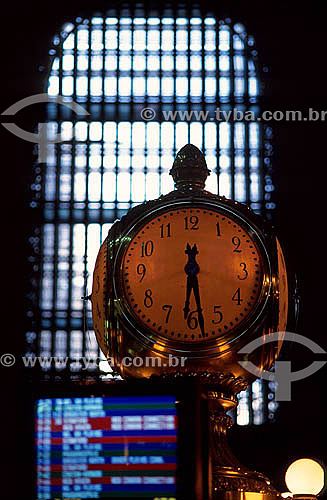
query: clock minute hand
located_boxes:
[192,275,205,337]
[184,275,192,319]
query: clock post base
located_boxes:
[208,391,280,500]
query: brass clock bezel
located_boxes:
[112,198,272,359]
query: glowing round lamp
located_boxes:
[285,459,325,498]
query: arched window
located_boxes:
[27,6,276,425]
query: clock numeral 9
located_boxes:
[184,216,199,230]
[237,262,248,280]
[232,236,242,253]
[136,263,146,282]
[162,304,172,323]
[144,289,153,308]
[212,305,223,324]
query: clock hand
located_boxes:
[192,275,205,336]
[183,243,205,335]
[184,243,198,318]
[184,275,192,319]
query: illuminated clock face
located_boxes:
[120,207,264,343]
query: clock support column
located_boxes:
[207,390,279,500]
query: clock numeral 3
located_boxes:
[184,216,199,230]
[232,288,243,306]
[136,263,146,282]
[237,262,248,280]
[212,305,223,324]
[141,240,154,257]
[144,289,153,308]
[162,304,172,323]
[232,236,242,253]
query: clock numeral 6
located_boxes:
[162,304,172,323]
[187,310,198,330]
[144,289,153,308]
[141,240,154,258]
[136,263,146,282]
[212,305,223,324]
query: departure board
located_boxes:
[35,396,177,499]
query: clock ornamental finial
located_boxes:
[169,144,210,191]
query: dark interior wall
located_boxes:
[1,1,326,498]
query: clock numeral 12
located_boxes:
[184,216,199,230]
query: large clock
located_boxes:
[91,144,288,381]
[117,205,266,344]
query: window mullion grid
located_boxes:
[99,16,106,229]
[229,24,235,201]
[158,14,163,192]
[187,7,191,145]
[172,11,177,156]
[64,23,80,370]
[262,378,269,423]
[144,10,149,192]
[215,19,221,195]
[243,32,250,207]
[114,12,120,220]
[248,381,254,425]
[130,7,135,208]
[81,19,92,360]
[259,114,266,217]
[37,85,47,361]
[153,12,162,195]
[200,14,205,154]
[49,41,65,369]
